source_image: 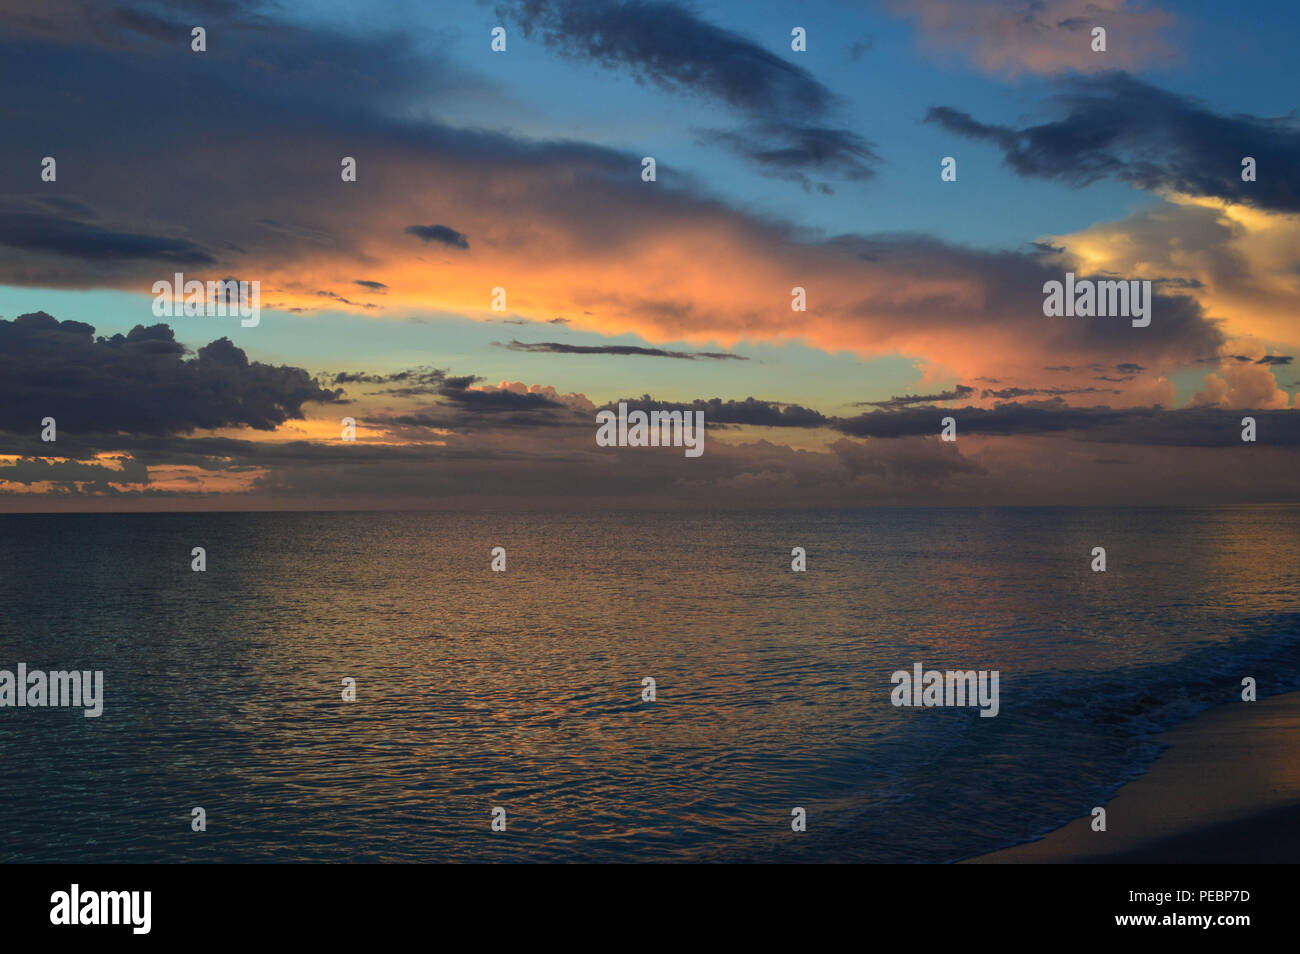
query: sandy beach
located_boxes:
[967,691,1300,863]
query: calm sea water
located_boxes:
[1,506,1298,863]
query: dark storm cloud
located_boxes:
[404,224,470,250]
[498,339,746,360]
[0,313,342,437]
[926,73,1300,212]
[496,0,878,186]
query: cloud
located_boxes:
[846,36,873,62]
[331,370,431,385]
[404,224,470,249]
[497,0,878,186]
[0,455,149,488]
[884,0,1175,75]
[476,380,594,412]
[0,0,263,51]
[0,13,1227,388]
[979,385,1119,398]
[500,0,830,115]
[0,313,342,438]
[834,400,1300,445]
[316,290,379,310]
[927,73,1300,213]
[0,204,216,271]
[603,395,828,428]
[695,124,879,192]
[4,330,1295,507]
[498,339,746,360]
[0,0,1263,449]
[1190,360,1293,410]
[435,375,563,411]
[856,385,975,409]
[1044,193,1300,351]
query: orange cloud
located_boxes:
[213,138,1219,400]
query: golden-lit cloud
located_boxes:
[1053,193,1300,351]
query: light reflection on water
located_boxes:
[0,506,1297,862]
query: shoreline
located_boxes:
[966,690,1300,863]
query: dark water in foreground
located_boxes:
[1,506,1297,863]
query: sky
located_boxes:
[1,0,1298,509]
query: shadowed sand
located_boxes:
[966,691,1300,863]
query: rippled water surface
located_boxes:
[1,507,1298,862]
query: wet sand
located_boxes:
[967,691,1300,863]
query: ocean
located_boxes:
[1,506,1298,863]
